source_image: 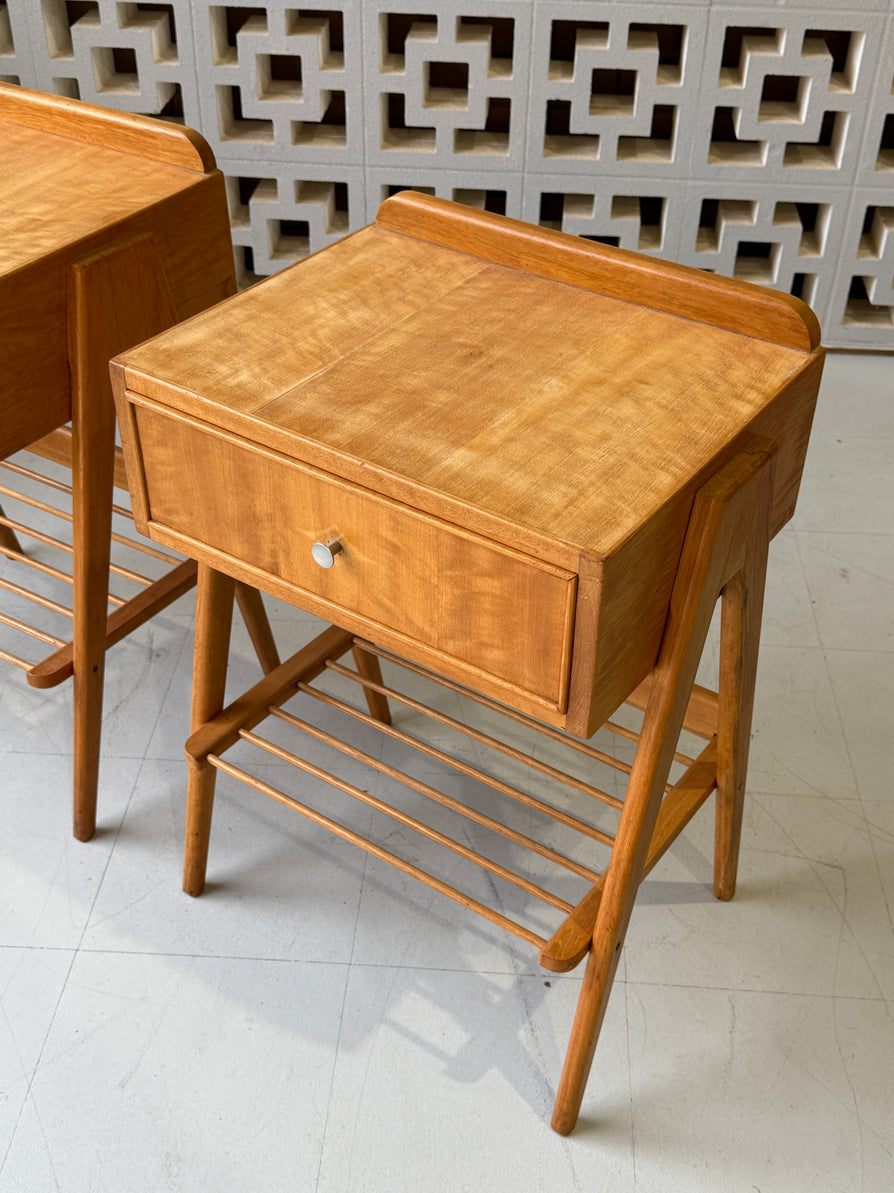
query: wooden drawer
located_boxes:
[128,399,578,716]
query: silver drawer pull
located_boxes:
[311,537,343,569]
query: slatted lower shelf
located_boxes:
[0,448,194,680]
[198,635,720,972]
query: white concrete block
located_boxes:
[363,0,532,171]
[24,0,201,127]
[191,1,364,163]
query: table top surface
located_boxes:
[0,119,197,277]
[119,196,818,559]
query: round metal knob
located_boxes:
[311,537,343,569]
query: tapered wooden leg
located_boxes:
[70,345,116,842]
[551,445,776,1135]
[183,564,236,896]
[234,581,280,675]
[351,643,392,725]
[714,524,770,901]
[66,235,176,841]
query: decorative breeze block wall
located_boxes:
[6,1,894,348]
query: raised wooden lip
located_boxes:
[375,191,822,354]
[0,82,216,173]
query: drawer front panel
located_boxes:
[133,403,577,711]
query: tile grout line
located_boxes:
[312,713,381,1191]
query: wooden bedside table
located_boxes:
[111,192,824,1132]
[0,84,277,840]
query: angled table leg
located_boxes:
[551,444,776,1135]
[234,582,281,675]
[714,506,770,901]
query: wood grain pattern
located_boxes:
[131,399,578,712]
[116,193,824,738]
[0,82,214,172]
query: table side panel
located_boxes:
[747,349,825,536]
[564,348,823,738]
[0,264,70,458]
[129,398,578,714]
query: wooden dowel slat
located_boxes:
[627,675,719,740]
[0,484,74,521]
[0,611,66,647]
[0,547,126,607]
[269,703,600,883]
[0,515,73,555]
[241,726,575,914]
[0,647,32,670]
[0,455,133,512]
[0,459,74,494]
[185,624,354,763]
[325,658,626,811]
[299,682,617,850]
[603,716,694,768]
[357,640,634,776]
[209,754,548,950]
[0,509,152,587]
[0,576,73,619]
[108,530,180,563]
[1,472,178,567]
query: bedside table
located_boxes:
[0,84,277,840]
[111,192,824,1132]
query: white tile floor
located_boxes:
[1,352,892,1192]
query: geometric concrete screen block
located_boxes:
[522,175,688,260]
[366,165,525,224]
[223,160,365,284]
[192,1,364,163]
[526,2,711,179]
[694,9,886,183]
[362,0,533,171]
[24,0,202,127]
